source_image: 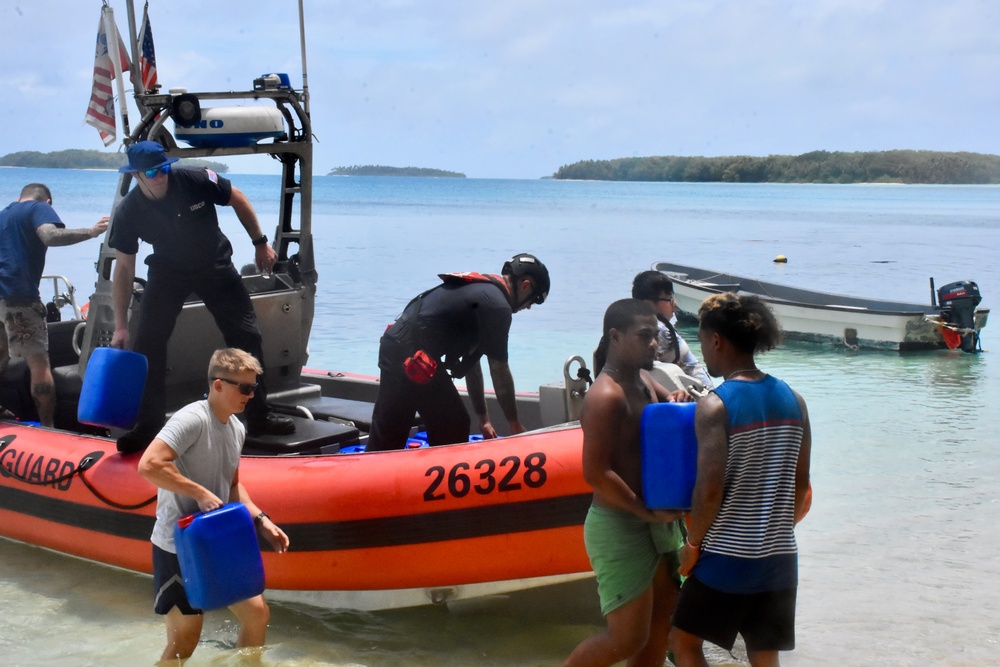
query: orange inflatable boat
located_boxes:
[0,36,604,612]
[0,404,593,609]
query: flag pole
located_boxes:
[298,0,310,115]
[125,0,146,96]
[103,4,131,139]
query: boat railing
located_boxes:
[136,88,312,155]
[39,274,82,320]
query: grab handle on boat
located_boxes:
[293,405,315,420]
[78,451,105,471]
[563,355,592,422]
[72,321,86,358]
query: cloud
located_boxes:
[2,0,999,177]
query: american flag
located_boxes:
[138,4,157,91]
[84,7,131,146]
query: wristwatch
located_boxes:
[254,511,269,525]
[252,234,268,246]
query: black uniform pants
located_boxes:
[366,336,471,451]
[130,262,269,435]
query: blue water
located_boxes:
[2,167,999,665]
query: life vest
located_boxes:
[437,271,510,295]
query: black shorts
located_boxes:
[152,544,202,616]
[672,574,796,652]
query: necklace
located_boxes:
[601,366,621,374]
[726,368,760,381]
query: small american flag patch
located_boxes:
[206,169,218,184]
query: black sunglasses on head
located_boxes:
[213,377,258,395]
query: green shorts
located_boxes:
[584,503,684,616]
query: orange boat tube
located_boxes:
[0,422,593,592]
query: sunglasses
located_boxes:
[143,164,171,179]
[657,295,675,304]
[213,377,258,395]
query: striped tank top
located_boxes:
[694,374,804,593]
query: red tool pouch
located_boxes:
[404,350,438,384]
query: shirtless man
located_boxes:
[564,298,693,667]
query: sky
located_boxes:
[2,0,999,179]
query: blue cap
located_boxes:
[119,141,180,174]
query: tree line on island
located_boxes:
[553,150,1000,184]
[0,149,228,174]
[328,165,465,178]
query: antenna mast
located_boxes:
[298,0,310,114]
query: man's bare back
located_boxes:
[584,369,658,507]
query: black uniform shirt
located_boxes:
[414,281,512,376]
[109,168,235,273]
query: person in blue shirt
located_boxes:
[0,183,108,426]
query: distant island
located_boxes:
[328,165,465,178]
[553,150,1000,184]
[0,149,229,174]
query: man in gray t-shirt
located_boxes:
[138,348,289,662]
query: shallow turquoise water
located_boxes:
[1,169,998,665]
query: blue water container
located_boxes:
[174,503,265,610]
[640,402,698,510]
[406,430,430,448]
[77,347,148,430]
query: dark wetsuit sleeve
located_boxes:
[478,301,512,362]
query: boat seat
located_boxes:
[44,364,106,434]
[270,395,422,431]
[46,320,84,368]
[52,363,83,395]
[243,413,360,455]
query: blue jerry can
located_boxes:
[174,503,265,610]
[77,347,147,430]
[640,402,698,511]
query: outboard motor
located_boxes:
[937,281,982,353]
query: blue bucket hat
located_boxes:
[119,141,179,174]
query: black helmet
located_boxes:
[502,253,550,305]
